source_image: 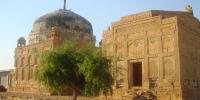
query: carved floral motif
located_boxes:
[149,57,159,78]
[129,39,144,56]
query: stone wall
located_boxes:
[102,10,200,99]
[0,92,124,100]
[178,13,200,99]
[0,71,10,88]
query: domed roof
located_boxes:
[17,37,26,47]
[28,9,94,44]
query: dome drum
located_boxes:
[28,9,94,44]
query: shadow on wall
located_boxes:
[0,85,6,92]
[133,90,157,100]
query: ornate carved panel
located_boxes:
[129,39,144,56]
[34,56,38,65]
[29,68,33,80]
[15,69,18,80]
[105,43,114,56]
[148,37,160,54]
[24,69,29,80]
[22,69,24,80]
[27,56,31,66]
[146,29,159,36]
[103,33,114,56]
[163,56,175,79]
[20,57,25,67]
[17,69,22,80]
[15,58,19,67]
[116,61,125,87]
[162,35,174,53]
[116,61,125,77]
[116,35,126,57]
[161,25,176,35]
[115,27,127,33]
[128,32,144,39]
[30,55,35,65]
[148,57,159,78]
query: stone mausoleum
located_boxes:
[102,5,200,100]
[1,2,200,100]
[4,3,95,100]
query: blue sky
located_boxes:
[0,0,199,70]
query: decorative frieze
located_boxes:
[148,37,161,54]
[128,39,145,56]
[148,57,159,79]
[162,35,174,53]
[163,56,175,79]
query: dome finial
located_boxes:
[185,5,193,15]
[64,0,67,10]
[17,37,26,47]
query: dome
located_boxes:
[28,9,94,44]
[17,37,26,47]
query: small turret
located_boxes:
[17,37,26,47]
[185,5,193,15]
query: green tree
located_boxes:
[77,45,113,97]
[35,42,113,100]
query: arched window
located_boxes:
[35,56,38,65]
[29,69,33,80]
[149,59,159,78]
[15,58,19,67]
[20,57,25,67]
[27,56,31,66]
[164,58,174,79]
[15,69,18,80]
[22,69,24,80]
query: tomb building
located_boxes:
[102,5,200,100]
[6,4,95,99]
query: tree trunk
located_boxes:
[72,89,77,100]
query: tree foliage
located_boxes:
[35,42,113,99]
[77,45,113,96]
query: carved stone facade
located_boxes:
[102,7,200,100]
